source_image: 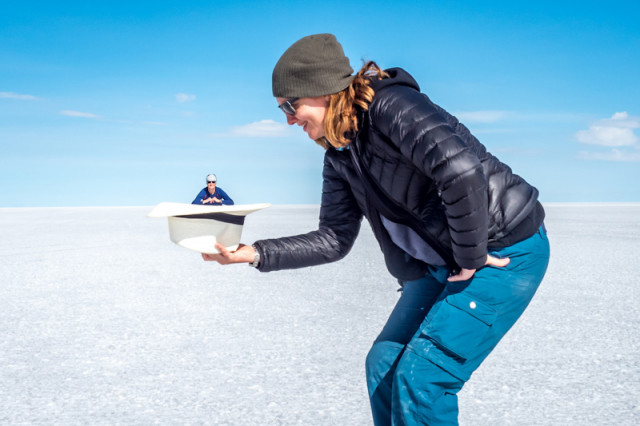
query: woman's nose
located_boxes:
[286,114,297,125]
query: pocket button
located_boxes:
[469,301,477,309]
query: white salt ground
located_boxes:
[0,204,638,425]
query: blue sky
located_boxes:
[1,0,639,207]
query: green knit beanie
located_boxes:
[272,33,354,98]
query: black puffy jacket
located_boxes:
[254,68,544,280]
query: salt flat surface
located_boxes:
[1,204,638,425]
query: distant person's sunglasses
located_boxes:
[207,181,216,184]
[278,97,299,116]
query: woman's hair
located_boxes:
[317,61,389,149]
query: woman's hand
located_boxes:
[201,242,255,265]
[447,254,510,282]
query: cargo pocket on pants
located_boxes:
[423,292,497,360]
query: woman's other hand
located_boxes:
[201,243,255,265]
[447,254,510,282]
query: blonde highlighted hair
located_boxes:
[316,61,389,149]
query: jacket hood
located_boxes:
[369,67,421,93]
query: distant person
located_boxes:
[192,174,234,205]
[202,34,549,425]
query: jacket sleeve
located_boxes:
[252,154,363,272]
[217,188,234,205]
[192,188,206,205]
[370,86,489,269]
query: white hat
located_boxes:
[206,174,217,183]
[148,202,270,254]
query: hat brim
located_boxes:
[148,202,271,254]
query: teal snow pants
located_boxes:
[365,226,550,425]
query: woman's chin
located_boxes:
[305,129,324,140]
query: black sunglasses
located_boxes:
[207,181,216,184]
[278,97,299,116]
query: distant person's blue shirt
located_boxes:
[192,187,234,205]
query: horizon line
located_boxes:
[2,202,640,210]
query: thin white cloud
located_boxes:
[0,91,38,100]
[576,111,639,147]
[452,110,578,136]
[578,148,640,162]
[59,110,102,119]
[454,110,509,123]
[229,119,290,137]
[454,110,583,124]
[471,128,513,135]
[176,93,196,103]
